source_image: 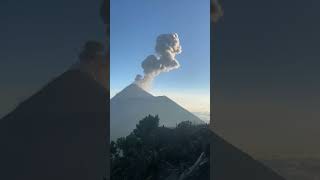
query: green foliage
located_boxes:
[110,115,210,180]
[133,115,159,138]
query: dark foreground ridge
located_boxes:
[0,70,109,180]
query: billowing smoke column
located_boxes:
[70,41,108,89]
[211,0,223,23]
[135,33,182,90]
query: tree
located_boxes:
[177,121,193,129]
[110,115,210,180]
[133,115,159,139]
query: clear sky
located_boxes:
[110,0,211,117]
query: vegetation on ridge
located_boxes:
[110,115,211,180]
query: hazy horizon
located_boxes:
[110,84,210,122]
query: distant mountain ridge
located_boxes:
[110,83,205,139]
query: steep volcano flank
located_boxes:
[112,83,154,100]
[110,83,205,139]
[0,70,108,180]
[208,130,287,180]
[188,128,286,179]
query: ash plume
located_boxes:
[70,41,108,89]
[211,0,223,23]
[135,33,182,90]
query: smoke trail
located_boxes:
[70,41,108,89]
[135,33,182,90]
[211,0,223,23]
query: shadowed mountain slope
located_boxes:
[0,70,108,180]
[209,130,286,180]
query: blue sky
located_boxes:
[110,0,210,115]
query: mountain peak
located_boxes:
[110,83,205,139]
[0,70,108,179]
[112,83,154,100]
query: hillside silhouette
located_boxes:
[0,70,108,180]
